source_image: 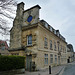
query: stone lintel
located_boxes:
[22,23,38,31]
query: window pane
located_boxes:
[50,40,52,49]
[45,54,48,57]
[28,35,32,45]
[44,37,47,47]
[28,40,32,44]
[55,55,57,63]
[50,54,53,63]
[50,54,53,57]
[44,54,48,64]
[50,58,53,63]
[58,44,59,51]
[54,42,56,50]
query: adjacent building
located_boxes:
[74,52,75,61]
[67,44,74,63]
[9,2,68,71]
[0,40,10,55]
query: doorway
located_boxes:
[67,59,70,63]
[26,55,32,71]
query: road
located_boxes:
[62,62,75,75]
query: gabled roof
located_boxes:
[24,5,41,13]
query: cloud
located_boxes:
[16,0,75,50]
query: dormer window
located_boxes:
[50,27,53,32]
[45,23,48,28]
[54,30,56,34]
[57,32,59,36]
[56,30,60,37]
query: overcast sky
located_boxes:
[15,0,75,51]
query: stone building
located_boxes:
[9,2,67,71]
[0,40,10,55]
[74,52,75,61]
[67,44,74,63]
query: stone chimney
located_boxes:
[13,2,25,26]
[16,2,24,18]
[10,2,25,50]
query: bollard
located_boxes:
[49,65,51,74]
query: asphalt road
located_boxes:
[62,62,75,75]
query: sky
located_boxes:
[12,0,75,51]
[0,0,75,51]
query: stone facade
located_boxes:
[74,52,75,61]
[67,44,74,63]
[9,2,67,70]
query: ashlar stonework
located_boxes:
[9,2,67,71]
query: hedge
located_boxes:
[0,55,25,71]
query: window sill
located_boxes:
[50,48,53,50]
[44,64,48,66]
[26,44,33,47]
[44,46,48,49]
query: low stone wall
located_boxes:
[0,68,25,75]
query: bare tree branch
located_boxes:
[0,0,17,42]
[0,12,14,19]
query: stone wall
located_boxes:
[10,2,24,50]
[23,5,41,26]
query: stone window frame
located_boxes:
[64,47,66,53]
[27,35,32,46]
[50,54,53,64]
[50,40,53,50]
[63,46,64,53]
[55,55,57,63]
[44,37,48,48]
[54,41,56,50]
[58,43,59,51]
[44,54,48,65]
[60,45,62,52]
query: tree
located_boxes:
[0,0,17,41]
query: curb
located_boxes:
[55,66,65,75]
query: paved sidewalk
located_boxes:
[16,65,65,75]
